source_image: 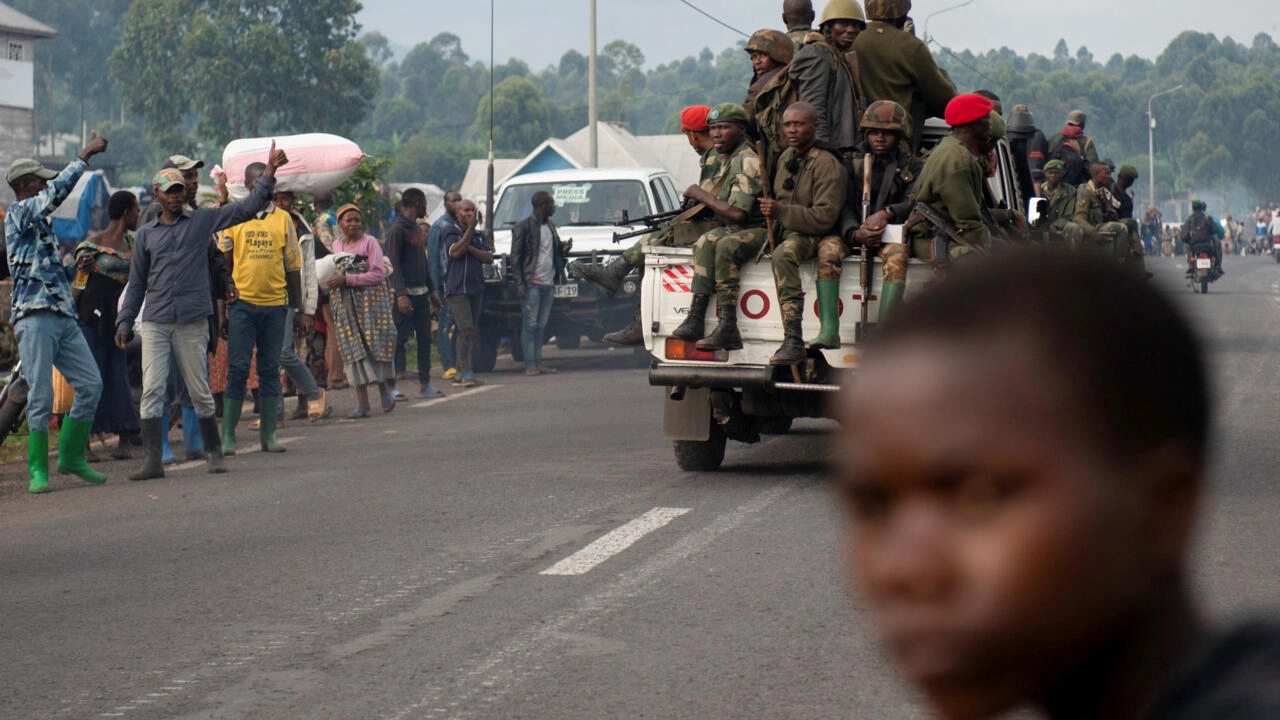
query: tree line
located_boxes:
[12,1,1280,211]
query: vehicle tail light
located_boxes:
[664,338,727,362]
[1199,253,1209,259]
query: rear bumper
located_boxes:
[648,363,774,390]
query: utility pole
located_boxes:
[588,0,598,167]
[485,0,495,230]
[1146,84,1184,212]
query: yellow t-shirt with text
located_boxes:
[221,206,301,307]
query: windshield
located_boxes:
[493,180,652,228]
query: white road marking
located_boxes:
[410,383,502,408]
[166,436,303,472]
[540,507,692,576]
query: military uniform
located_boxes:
[1043,179,1082,247]
[911,133,991,261]
[831,143,922,283]
[789,1,864,153]
[620,148,723,270]
[787,25,813,48]
[689,142,764,299]
[743,30,796,181]
[852,22,955,148]
[1073,180,1140,270]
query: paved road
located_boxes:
[2,256,1277,720]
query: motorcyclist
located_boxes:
[1181,199,1224,280]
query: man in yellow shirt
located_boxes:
[219,162,302,455]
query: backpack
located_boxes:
[1049,137,1089,186]
[1185,213,1212,246]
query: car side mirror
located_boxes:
[1028,197,1049,227]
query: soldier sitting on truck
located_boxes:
[907,93,995,264]
[743,29,796,183]
[754,101,848,365]
[1073,162,1142,273]
[669,105,766,349]
[1040,159,1082,247]
[571,105,719,346]
[815,100,922,348]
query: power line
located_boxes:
[679,0,750,39]
[928,38,1001,93]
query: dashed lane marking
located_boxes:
[410,383,502,408]
[540,507,692,576]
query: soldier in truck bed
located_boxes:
[908,93,996,263]
[789,0,866,154]
[574,105,756,347]
[815,100,923,348]
[853,0,955,151]
[743,29,796,183]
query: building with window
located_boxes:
[0,2,56,204]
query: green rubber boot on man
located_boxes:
[28,431,50,494]
[809,279,843,349]
[878,280,906,324]
[221,398,244,456]
[258,396,287,453]
[56,416,107,484]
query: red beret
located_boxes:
[681,105,712,133]
[944,93,994,127]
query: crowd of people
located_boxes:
[4,140,497,491]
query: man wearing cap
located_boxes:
[116,143,290,480]
[218,161,303,455]
[5,134,110,493]
[1041,159,1083,248]
[910,93,996,262]
[743,29,795,181]
[789,0,866,154]
[1114,164,1145,265]
[854,0,955,151]
[752,102,847,364]
[141,154,205,225]
[1072,162,1143,273]
[1048,110,1100,187]
[571,104,723,346]
[1008,104,1049,188]
[668,103,765,349]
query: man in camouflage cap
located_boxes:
[814,100,923,347]
[1073,162,1143,273]
[789,0,866,153]
[572,105,723,345]
[1041,159,1083,248]
[1113,164,1145,266]
[752,102,847,364]
[668,103,765,349]
[743,29,796,182]
[853,0,955,150]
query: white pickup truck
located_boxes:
[641,127,1031,470]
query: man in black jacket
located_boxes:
[510,191,571,375]
[385,188,444,399]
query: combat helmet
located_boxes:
[865,0,911,21]
[819,0,866,27]
[860,100,908,134]
[744,29,796,66]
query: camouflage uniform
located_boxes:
[829,142,923,283]
[620,148,724,269]
[689,142,765,299]
[769,145,848,322]
[743,30,796,180]
[1073,180,1136,266]
[910,133,992,261]
[1042,179,1082,248]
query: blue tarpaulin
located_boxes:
[50,171,111,248]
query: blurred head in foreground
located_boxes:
[834,251,1214,720]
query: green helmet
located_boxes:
[865,0,911,21]
[860,100,908,133]
[819,0,866,26]
[744,29,795,66]
[1192,199,1207,211]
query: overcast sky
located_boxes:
[358,0,1280,73]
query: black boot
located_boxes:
[603,306,644,346]
[129,417,165,481]
[696,302,742,351]
[671,294,710,341]
[769,319,806,366]
[570,257,633,298]
[198,415,226,474]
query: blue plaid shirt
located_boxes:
[4,158,86,322]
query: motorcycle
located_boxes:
[0,360,28,448]
[1189,253,1215,294]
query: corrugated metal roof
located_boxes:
[0,2,56,38]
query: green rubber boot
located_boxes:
[878,280,906,324]
[258,396,287,453]
[221,398,244,456]
[809,279,843,349]
[28,431,50,494]
[56,416,107,484]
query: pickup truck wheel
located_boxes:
[555,333,581,350]
[673,423,726,471]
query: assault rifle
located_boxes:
[612,198,709,243]
[911,201,988,266]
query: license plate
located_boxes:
[554,284,579,299]
[1196,259,1212,269]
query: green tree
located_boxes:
[109,0,378,146]
[471,76,551,154]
